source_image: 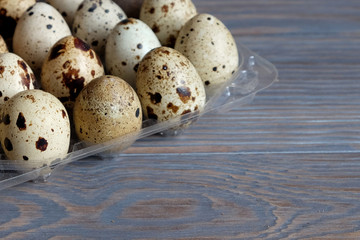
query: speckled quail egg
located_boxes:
[174,13,240,97]
[46,0,83,26]
[72,0,127,57]
[105,18,161,89]
[73,75,142,145]
[41,35,105,109]
[113,0,144,18]
[0,35,8,53]
[0,89,70,169]
[12,2,71,76]
[139,0,197,47]
[136,47,206,124]
[0,52,36,106]
[0,0,36,47]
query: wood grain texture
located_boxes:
[1,0,360,239]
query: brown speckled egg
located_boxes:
[73,75,142,145]
[136,47,206,123]
[12,2,71,76]
[46,0,83,26]
[0,89,70,169]
[113,0,144,18]
[72,0,127,57]
[0,35,8,53]
[0,52,36,106]
[0,0,36,47]
[41,36,105,109]
[174,14,239,97]
[139,0,197,47]
[105,18,161,89]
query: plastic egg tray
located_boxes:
[0,42,278,190]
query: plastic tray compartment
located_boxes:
[0,42,278,190]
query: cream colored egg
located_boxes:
[41,35,105,109]
[0,35,8,53]
[0,89,70,169]
[0,52,36,106]
[46,0,83,26]
[136,47,206,123]
[139,0,197,47]
[73,75,142,145]
[174,14,240,97]
[72,0,127,57]
[12,2,71,76]
[105,18,161,89]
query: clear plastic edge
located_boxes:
[0,42,278,191]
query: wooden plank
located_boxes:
[0,0,360,239]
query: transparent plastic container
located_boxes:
[0,42,278,191]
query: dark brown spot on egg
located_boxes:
[181,109,191,115]
[0,65,5,77]
[88,3,97,12]
[62,110,67,118]
[137,43,143,49]
[23,156,28,161]
[18,60,31,89]
[167,102,179,113]
[49,43,66,60]
[162,5,169,13]
[163,65,168,70]
[213,67,217,72]
[0,91,2,97]
[152,24,160,33]
[3,114,10,125]
[4,138,13,151]
[74,37,91,51]
[121,61,127,66]
[91,70,95,77]
[61,66,85,101]
[146,106,158,120]
[36,137,48,152]
[91,40,99,47]
[176,86,191,103]
[148,92,162,104]
[16,112,26,131]
[149,7,155,14]
[135,108,140,118]
[62,11,67,17]
[205,81,210,86]
[77,3,84,11]
[47,24,52,29]
[25,94,35,103]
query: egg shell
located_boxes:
[12,2,71,76]
[0,52,36,106]
[46,0,83,26]
[73,75,142,145]
[72,0,127,57]
[139,0,197,47]
[41,35,105,109]
[174,13,239,97]
[0,35,8,53]
[113,0,144,18]
[105,18,161,89]
[0,89,70,169]
[136,47,206,123]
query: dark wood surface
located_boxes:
[1,0,360,239]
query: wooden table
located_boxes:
[1,0,360,239]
